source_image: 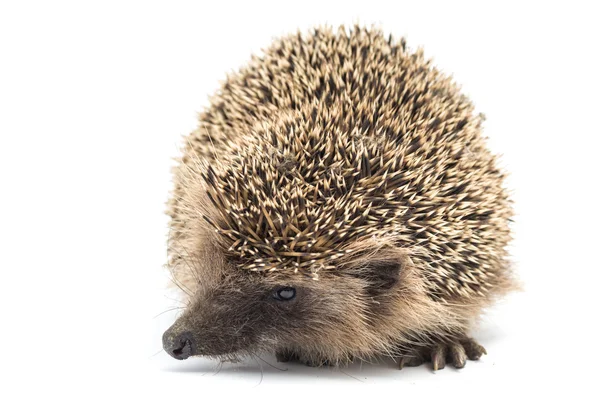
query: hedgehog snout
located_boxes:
[163,327,196,360]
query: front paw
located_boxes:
[398,337,487,371]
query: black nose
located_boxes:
[163,331,195,360]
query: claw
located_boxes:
[462,339,487,361]
[449,343,467,368]
[431,345,447,371]
[399,354,424,369]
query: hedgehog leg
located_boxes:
[430,337,486,370]
[398,337,486,370]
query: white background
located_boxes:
[1,0,599,398]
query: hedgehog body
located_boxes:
[163,26,513,369]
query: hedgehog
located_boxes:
[162,25,514,370]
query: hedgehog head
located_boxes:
[162,234,434,363]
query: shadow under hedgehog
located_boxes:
[162,25,514,371]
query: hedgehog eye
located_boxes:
[273,287,296,301]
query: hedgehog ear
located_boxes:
[353,260,402,296]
